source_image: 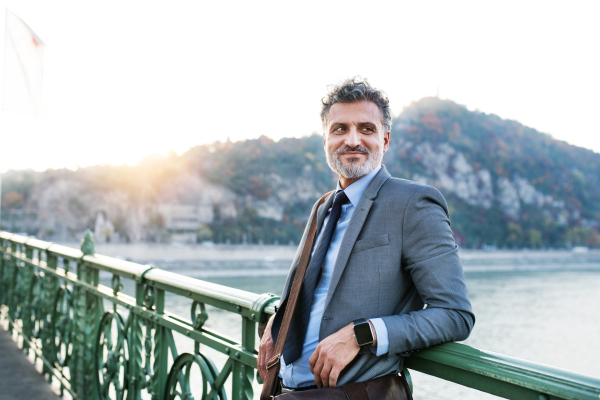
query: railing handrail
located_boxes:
[1,231,599,400]
[406,342,600,400]
[0,231,279,316]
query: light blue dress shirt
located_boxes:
[280,165,390,388]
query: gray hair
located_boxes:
[320,77,392,131]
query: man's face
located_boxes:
[324,100,390,180]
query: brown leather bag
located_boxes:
[273,374,412,400]
[260,192,413,400]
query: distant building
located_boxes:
[94,211,116,243]
[158,203,214,243]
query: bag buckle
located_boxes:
[267,355,281,370]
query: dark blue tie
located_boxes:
[282,190,350,364]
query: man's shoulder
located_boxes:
[379,176,443,199]
[377,177,449,218]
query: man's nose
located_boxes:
[345,127,361,147]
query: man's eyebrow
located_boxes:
[329,122,347,129]
[358,122,377,127]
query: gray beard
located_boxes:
[326,144,383,179]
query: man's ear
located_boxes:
[383,130,390,153]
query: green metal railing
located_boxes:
[0,230,599,400]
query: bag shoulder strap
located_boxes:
[260,190,333,400]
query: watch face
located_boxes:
[354,321,373,346]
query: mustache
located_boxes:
[335,145,370,155]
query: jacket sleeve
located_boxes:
[381,185,475,355]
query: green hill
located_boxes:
[2,98,599,248]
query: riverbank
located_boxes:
[57,242,600,273]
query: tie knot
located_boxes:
[333,190,349,205]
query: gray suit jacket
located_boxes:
[275,165,475,386]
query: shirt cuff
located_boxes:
[369,318,389,356]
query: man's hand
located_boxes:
[308,323,360,388]
[257,315,275,380]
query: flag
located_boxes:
[2,9,46,118]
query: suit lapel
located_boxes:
[323,166,391,311]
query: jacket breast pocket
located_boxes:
[352,234,389,253]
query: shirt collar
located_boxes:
[335,165,382,207]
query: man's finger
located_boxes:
[258,316,275,380]
[260,356,266,378]
[313,369,323,388]
[329,367,340,388]
[258,337,273,379]
[320,363,332,388]
[258,344,265,378]
[311,351,325,388]
[308,351,316,374]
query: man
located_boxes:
[258,77,474,392]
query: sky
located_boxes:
[0,1,599,172]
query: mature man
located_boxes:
[258,78,474,394]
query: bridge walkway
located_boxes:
[0,328,61,400]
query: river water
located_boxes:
[98,249,600,399]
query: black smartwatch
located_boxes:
[353,318,374,347]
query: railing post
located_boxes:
[152,288,168,399]
[88,265,104,399]
[0,241,6,323]
[8,241,18,334]
[42,251,58,383]
[21,243,35,354]
[74,230,101,400]
[130,267,150,400]
[233,315,256,400]
[0,242,5,307]
[74,253,86,397]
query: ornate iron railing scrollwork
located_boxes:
[165,352,226,400]
[140,316,156,398]
[24,271,45,340]
[144,285,156,310]
[0,253,10,305]
[95,310,129,400]
[191,301,208,331]
[12,260,28,321]
[52,285,74,368]
[111,275,123,295]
